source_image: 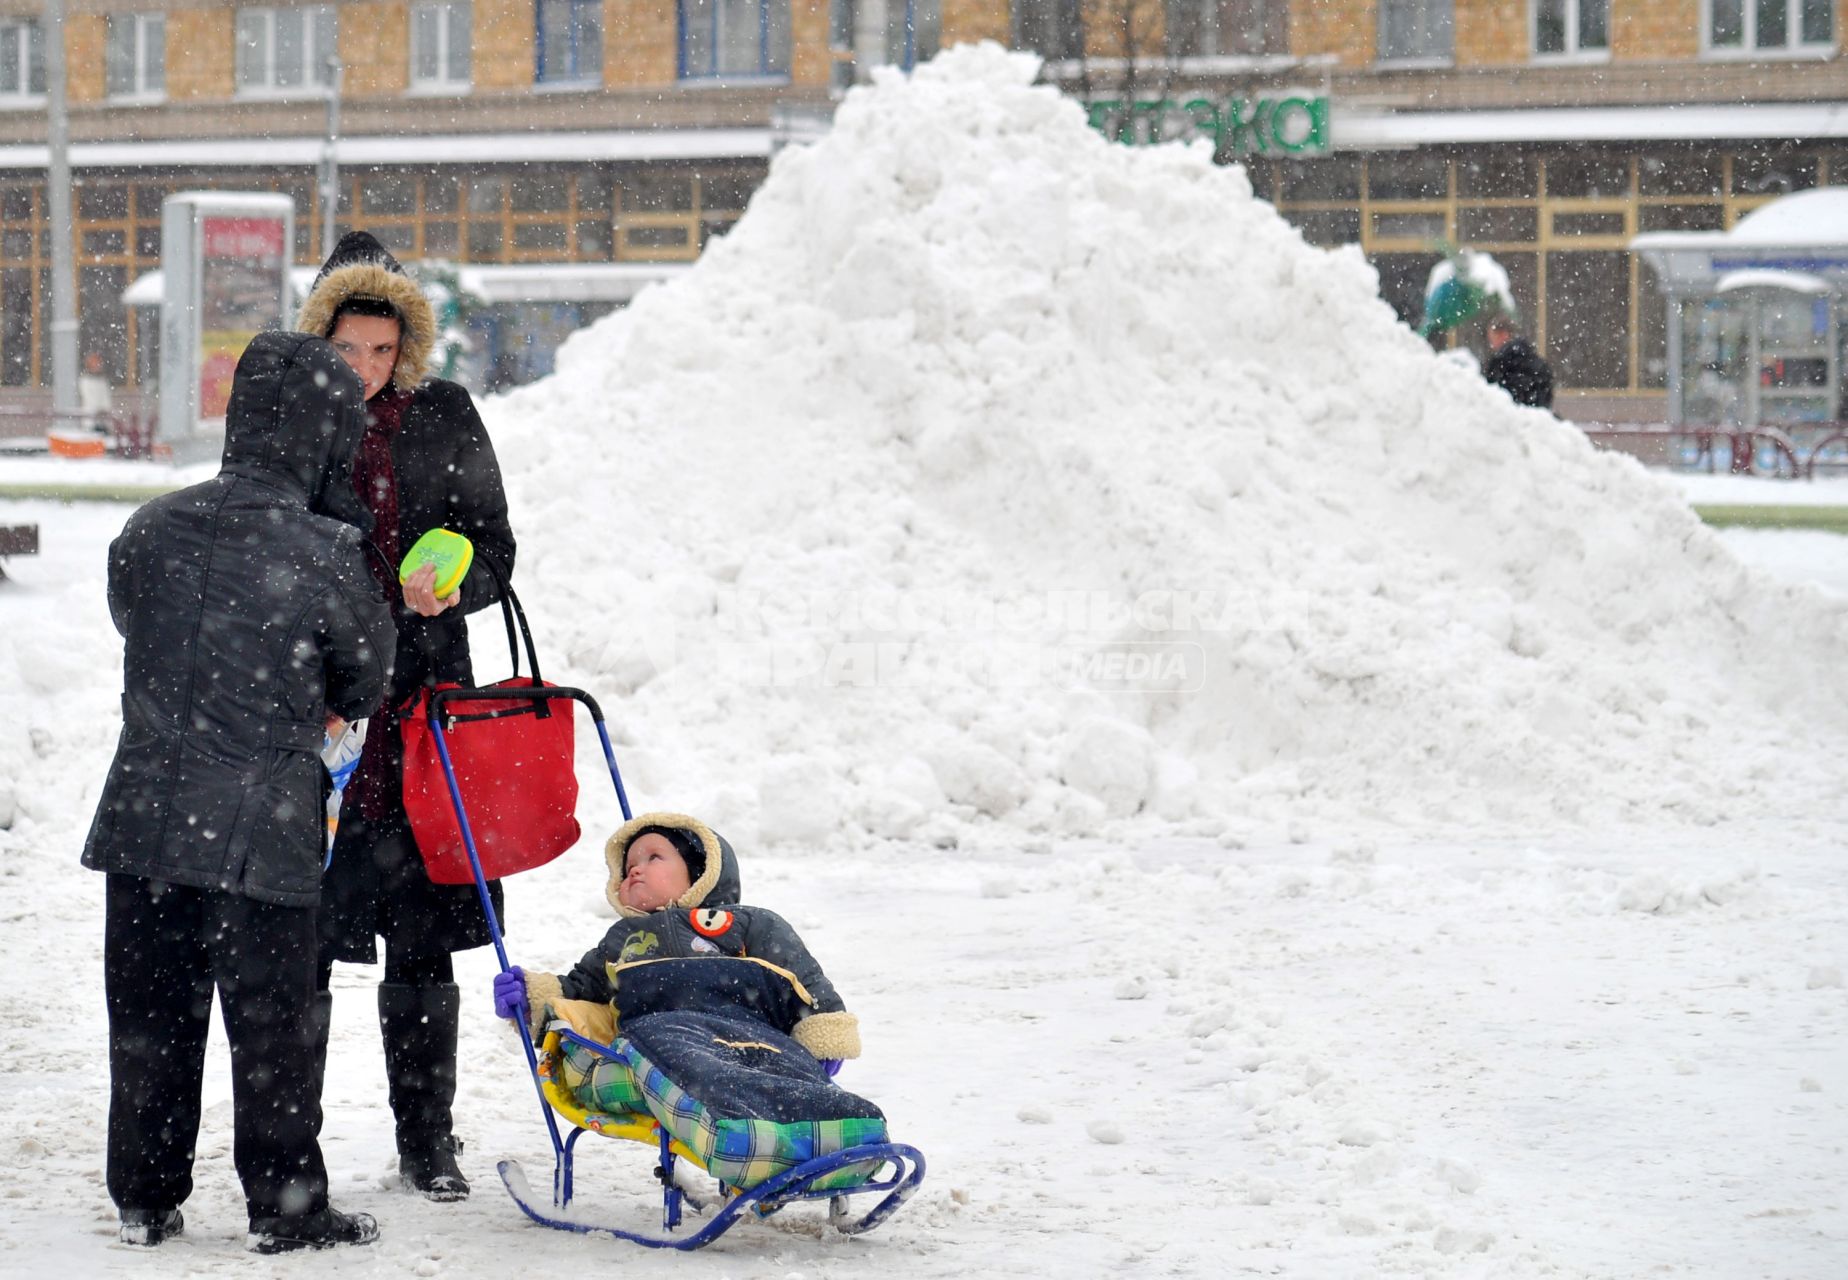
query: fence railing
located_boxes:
[1577,422,1848,480]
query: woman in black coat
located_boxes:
[298,231,517,1201]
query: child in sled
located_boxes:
[492,812,883,1190]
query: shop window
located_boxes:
[1636,259,1670,389]
[578,172,615,212]
[82,230,127,256]
[424,222,458,253]
[411,1,472,91]
[235,6,338,94]
[80,265,128,384]
[538,0,602,84]
[1731,149,1817,195]
[362,175,418,216]
[1545,251,1628,388]
[680,0,791,77]
[1167,0,1289,56]
[1373,211,1446,241]
[1534,0,1607,56]
[1637,204,1724,233]
[1,230,29,260]
[512,175,570,213]
[1458,206,1537,242]
[0,20,45,100]
[1281,156,1360,202]
[106,14,166,99]
[1457,155,1535,199]
[697,170,759,214]
[576,219,614,259]
[623,171,694,213]
[1551,210,1627,238]
[79,185,131,220]
[373,225,416,254]
[513,223,568,252]
[136,227,162,257]
[425,175,460,212]
[1638,152,1723,197]
[0,188,31,221]
[1545,154,1629,198]
[135,186,166,218]
[2,269,30,383]
[1378,0,1452,61]
[1369,152,1449,200]
[467,176,506,214]
[468,223,503,259]
[1705,0,1833,52]
[1289,209,1362,246]
[1011,0,1083,61]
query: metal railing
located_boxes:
[1577,422,1848,480]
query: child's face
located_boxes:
[619,833,693,912]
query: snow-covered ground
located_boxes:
[3,45,1846,1276]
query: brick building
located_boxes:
[2,0,1845,419]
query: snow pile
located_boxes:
[475,44,1847,845]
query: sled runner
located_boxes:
[427,680,925,1249]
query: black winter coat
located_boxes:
[318,377,517,960]
[81,332,396,908]
[1485,337,1556,410]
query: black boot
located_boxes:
[119,1208,184,1246]
[378,982,469,1202]
[246,1206,379,1254]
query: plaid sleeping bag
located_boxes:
[559,1011,887,1191]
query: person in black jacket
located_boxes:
[1484,315,1556,410]
[297,231,517,1202]
[81,332,396,1253]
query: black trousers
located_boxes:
[104,874,329,1223]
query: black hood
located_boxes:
[220,331,370,530]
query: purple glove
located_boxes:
[821,1059,843,1078]
[492,967,527,1021]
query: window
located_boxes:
[1378,0,1453,61]
[1707,0,1833,51]
[538,0,602,83]
[235,7,338,94]
[883,0,941,68]
[679,0,791,77]
[1534,0,1607,56]
[107,15,166,98]
[411,2,471,90]
[0,20,45,100]
[1167,0,1289,57]
[1012,0,1084,60]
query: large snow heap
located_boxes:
[490,44,1843,844]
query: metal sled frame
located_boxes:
[428,684,926,1249]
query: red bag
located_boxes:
[399,574,579,885]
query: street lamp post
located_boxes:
[44,0,78,416]
[320,55,344,260]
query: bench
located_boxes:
[0,523,38,579]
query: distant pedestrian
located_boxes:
[1483,315,1555,410]
[81,332,396,1253]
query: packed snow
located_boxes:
[1,43,1844,1277]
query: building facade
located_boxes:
[0,0,1844,420]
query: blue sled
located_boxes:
[498,1138,928,1250]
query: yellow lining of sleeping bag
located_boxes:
[536,1029,703,1161]
[602,955,818,1014]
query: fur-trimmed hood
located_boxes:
[295,231,436,393]
[605,812,739,918]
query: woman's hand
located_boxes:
[401,562,461,617]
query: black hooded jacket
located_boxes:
[81,332,397,907]
[1484,336,1556,410]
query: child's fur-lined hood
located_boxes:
[604,812,740,918]
[295,232,436,393]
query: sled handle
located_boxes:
[427,684,635,1167]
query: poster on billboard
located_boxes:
[160,193,294,455]
[198,215,289,418]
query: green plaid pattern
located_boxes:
[615,1040,888,1192]
[558,1037,649,1117]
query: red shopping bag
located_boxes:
[401,677,581,884]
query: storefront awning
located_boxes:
[1332,102,1848,149]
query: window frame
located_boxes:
[677,0,793,80]
[536,0,604,86]
[1376,0,1455,66]
[234,6,339,98]
[409,0,472,93]
[106,13,167,101]
[1531,0,1610,61]
[1701,0,1836,57]
[0,19,45,104]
